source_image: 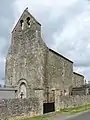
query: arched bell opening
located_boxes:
[20,20,24,30]
[27,17,31,28]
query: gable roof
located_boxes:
[49,48,73,63]
[11,8,73,64]
[73,72,84,78]
[12,7,41,33]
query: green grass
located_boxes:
[60,104,90,114]
[22,116,48,120]
[17,114,53,120]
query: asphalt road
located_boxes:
[67,111,90,120]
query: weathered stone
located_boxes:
[72,72,84,87]
[0,96,90,119]
[1,8,87,119]
[0,98,42,120]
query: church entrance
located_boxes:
[43,102,55,114]
[43,89,55,114]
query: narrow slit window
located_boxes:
[20,20,24,30]
[27,17,30,27]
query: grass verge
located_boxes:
[60,104,90,114]
[22,116,48,120]
[10,113,54,120]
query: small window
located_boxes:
[27,17,30,27]
[20,20,24,30]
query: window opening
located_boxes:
[27,17,30,27]
[20,20,24,30]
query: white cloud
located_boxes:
[73,66,90,81]
[0,0,90,83]
[12,0,90,81]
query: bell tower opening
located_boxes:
[20,20,24,30]
[27,17,30,27]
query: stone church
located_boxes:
[2,8,84,106]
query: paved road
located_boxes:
[52,111,90,120]
[66,111,90,120]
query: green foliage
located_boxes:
[23,116,47,120]
[60,104,90,114]
[20,115,49,120]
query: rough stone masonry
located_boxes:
[5,7,84,100]
[0,95,90,120]
[1,7,86,119]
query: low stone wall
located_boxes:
[0,98,42,120]
[1,95,90,120]
[55,95,90,111]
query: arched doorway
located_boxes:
[17,79,27,99]
[19,82,27,98]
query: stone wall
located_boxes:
[5,9,47,98]
[55,95,90,111]
[0,97,43,120]
[46,49,73,95]
[1,95,90,120]
[46,49,64,90]
[71,87,87,96]
[62,56,73,93]
[72,72,84,87]
[0,88,16,99]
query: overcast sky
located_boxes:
[0,0,90,84]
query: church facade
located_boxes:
[4,8,85,111]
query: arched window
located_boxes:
[27,17,30,27]
[20,20,24,30]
